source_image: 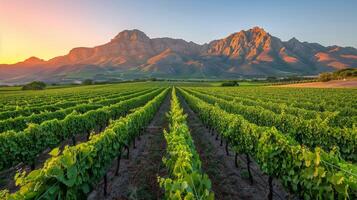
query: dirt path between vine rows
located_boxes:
[88,93,170,200]
[178,93,291,200]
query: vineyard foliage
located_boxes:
[183,88,357,162]
[178,87,357,199]
[0,88,164,170]
[1,87,169,199]
[0,82,355,199]
[159,88,214,200]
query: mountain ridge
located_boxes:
[1,27,356,84]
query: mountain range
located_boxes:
[1,27,356,84]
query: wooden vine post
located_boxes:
[246,154,253,185]
[225,141,229,156]
[104,173,108,196]
[115,153,121,176]
[268,176,273,200]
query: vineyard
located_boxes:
[0,83,356,199]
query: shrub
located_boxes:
[82,79,93,85]
[319,72,333,82]
[318,68,356,82]
[333,68,357,79]
[221,81,239,86]
[22,81,46,90]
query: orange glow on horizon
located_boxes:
[0,1,115,64]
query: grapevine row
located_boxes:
[217,87,357,114]
[159,88,214,199]
[0,88,169,199]
[192,88,354,128]
[0,84,139,109]
[178,88,357,199]
[0,88,147,120]
[0,88,163,171]
[184,88,357,162]
[0,88,155,133]
[0,86,115,108]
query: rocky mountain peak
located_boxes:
[224,26,268,41]
[18,56,45,66]
[287,37,301,46]
[206,27,277,60]
[112,29,150,42]
[249,26,267,35]
[24,56,44,63]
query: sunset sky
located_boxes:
[1,0,357,64]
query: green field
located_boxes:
[0,82,356,199]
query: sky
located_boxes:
[1,0,356,64]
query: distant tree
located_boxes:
[317,68,356,82]
[22,81,46,90]
[221,81,239,87]
[266,76,278,82]
[319,72,333,82]
[333,68,357,79]
[82,79,93,85]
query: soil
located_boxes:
[274,78,357,88]
[178,93,291,200]
[88,93,170,200]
